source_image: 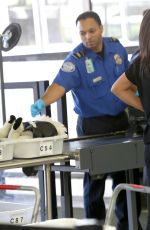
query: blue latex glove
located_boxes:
[31,99,45,117]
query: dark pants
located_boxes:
[144,144,150,230]
[76,112,142,230]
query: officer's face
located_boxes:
[77,17,103,52]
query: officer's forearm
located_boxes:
[42,83,66,106]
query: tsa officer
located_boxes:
[31,11,142,230]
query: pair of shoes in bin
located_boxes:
[0,115,67,177]
[0,115,33,139]
[0,114,65,139]
[22,117,62,177]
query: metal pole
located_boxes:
[44,164,52,219]
[0,36,6,123]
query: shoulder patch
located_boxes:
[72,51,85,59]
[61,62,75,72]
[109,37,119,42]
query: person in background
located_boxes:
[31,11,142,230]
[111,9,150,230]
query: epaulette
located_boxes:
[72,51,85,59]
[109,37,119,42]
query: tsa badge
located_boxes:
[61,62,75,72]
[85,58,95,73]
[114,54,122,64]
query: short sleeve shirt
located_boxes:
[125,58,143,99]
[125,58,150,119]
[125,58,150,144]
[53,38,129,117]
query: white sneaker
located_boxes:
[8,117,24,139]
[0,115,16,138]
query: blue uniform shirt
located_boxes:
[53,37,129,117]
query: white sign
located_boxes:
[9,211,25,224]
[40,141,53,156]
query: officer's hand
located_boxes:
[31,99,45,117]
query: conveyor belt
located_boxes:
[62,133,144,175]
[63,132,141,153]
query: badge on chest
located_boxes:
[85,58,95,73]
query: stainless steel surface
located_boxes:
[0,154,70,170]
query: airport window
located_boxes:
[8,0,35,46]
[0,0,89,54]
[0,0,150,55]
[91,0,150,46]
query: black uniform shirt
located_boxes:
[125,57,150,144]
